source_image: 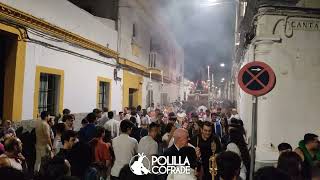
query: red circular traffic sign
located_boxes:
[238,61,276,96]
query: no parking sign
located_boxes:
[238,61,276,96]
[237,61,276,180]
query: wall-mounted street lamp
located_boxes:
[114,65,122,83]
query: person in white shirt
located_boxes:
[147,103,155,113]
[52,123,65,155]
[58,108,71,123]
[104,111,120,139]
[138,122,160,168]
[131,110,141,128]
[62,114,74,131]
[97,107,109,127]
[111,120,138,180]
[203,109,211,122]
[162,123,176,149]
[198,108,206,121]
[123,107,131,120]
[228,108,241,123]
[140,109,151,128]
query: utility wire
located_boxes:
[0,18,163,80]
[24,38,118,67]
[0,18,119,67]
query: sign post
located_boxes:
[238,61,276,180]
[250,96,258,180]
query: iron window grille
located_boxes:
[98,81,110,110]
[38,73,59,116]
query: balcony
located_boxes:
[147,67,161,76]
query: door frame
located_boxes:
[0,23,26,121]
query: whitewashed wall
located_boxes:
[119,0,184,80]
[118,1,150,67]
[238,14,320,162]
[0,0,121,119]
[119,0,184,108]
[22,34,122,119]
[141,77,182,109]
[166,83,180,104]
[297,0,320,8]
[0,0,118,50]
[2,0,184,118]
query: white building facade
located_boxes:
[0,0,184,123]
[117,0,184,109]
[234,0,320,167]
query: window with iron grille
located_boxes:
[133,23,136,38]
[98,81,110,110]
[161,93,168,106]
[38,73,60,116]
[147,90,153,107]
[149,53,156,68]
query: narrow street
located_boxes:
[0,0,319,180]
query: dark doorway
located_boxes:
[0,31,16,120]
[129,88,137,108]
[0,36,5,119]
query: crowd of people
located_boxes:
[0,103,319,180]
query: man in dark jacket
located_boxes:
[190,121,222,180]
[164,128,189,155]
[79,113,97,143]
[158,128,189,180]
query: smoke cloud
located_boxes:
[155,0,236,84]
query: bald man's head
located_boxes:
[173,128,189,148]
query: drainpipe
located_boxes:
[117,0,121,58]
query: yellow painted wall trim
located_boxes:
[119,57,172,83]
[119,58,146,73]
[0,2,118,59]
[33,66,64,119]
[96,77,112,110]
[0,22,26,122]
[147,67,161,76]
[132,43,141,57]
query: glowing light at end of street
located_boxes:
[220,63,225,67]
[200,0,235,7]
